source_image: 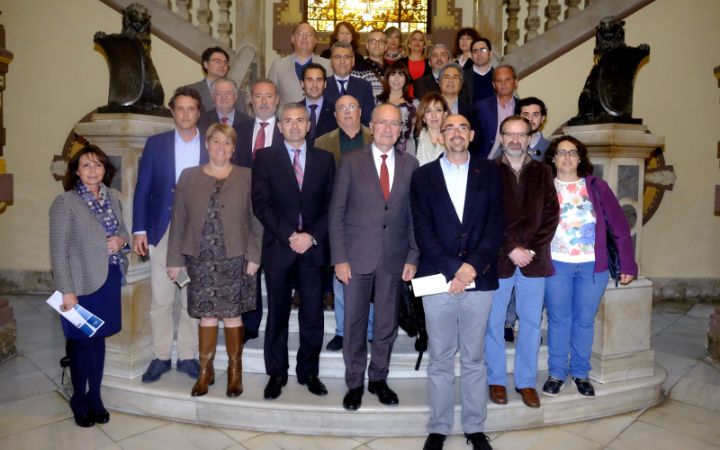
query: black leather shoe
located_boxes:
[574,377,595,398]
[465,432,493,450]
[299,375,328,396]
[325,335,343,351]
[73,412,95,428]
[91,409,110,424]
[423,433,446,450]
[542,376,564,397]
[263,375,287,400]
[243,329,259,344]
[343,386,364,411]
[368,380,399,405]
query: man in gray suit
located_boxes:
[184,47,248,114]
[267,22,332,108]
[329,103,419,411]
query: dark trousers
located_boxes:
[241,267,263,332]
[263,259,324,381]
[67,337,106,415]
[342,267,400,388]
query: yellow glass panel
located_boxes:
[307,0,427,34]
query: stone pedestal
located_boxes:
[556,123,664,384]
[74,113,174,379]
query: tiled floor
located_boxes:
[0,295,718,450]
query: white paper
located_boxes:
[410,274,475,297]
[46,291,105,337]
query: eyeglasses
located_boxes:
[332,54,354,60]
[501,132,529,139]
[209,58,229,65]
[367,38,387,45]
[556,150,579,158]
[336,104,359,112]
[471,48,489,54]
[441,125,470,134]
[373,120,402,128]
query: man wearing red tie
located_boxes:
[251,103,336,400]
[230,79,282,168]
[329,103,419,411]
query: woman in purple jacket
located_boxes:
[541,135,638,398]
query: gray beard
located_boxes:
[503,147,525,158]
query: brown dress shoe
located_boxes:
[489,384,508,404]
[515,387,541,408]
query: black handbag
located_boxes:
[398,281,428,370]
[592,181,621,287]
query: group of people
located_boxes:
[48,21,639,450]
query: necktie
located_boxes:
[220,117,229,124]
[308,104,318,137]
[380,154,390,201]
[253,121,268,157]
[293,149,304,230]
[338,79,347,95]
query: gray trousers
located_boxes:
[423,290,493,435]
[342,267,400,388]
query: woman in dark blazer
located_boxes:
[49,145,129,427]
[167,123,263,398]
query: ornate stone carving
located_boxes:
[93,3,169,116]
[525,0,541,42]
[568,17,649,126]
[504,0,521,53]
[197,0,212,35]
[545,0,561,30]
[217,0,232,46]
[175,0,191,22]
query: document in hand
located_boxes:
[46,291,105,337]
[410,274,475,297]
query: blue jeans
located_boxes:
[486,267,545,388]
[333,276,373,340]
[544,260,609,380]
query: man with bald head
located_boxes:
[329,103,419,411]
[411,114,502,449]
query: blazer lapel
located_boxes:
[363,148,386,202]
[461,159,482,225]
[429,161,463,227]
[275,143,301,193]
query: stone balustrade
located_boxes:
[166,0,235,46]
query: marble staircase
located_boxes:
[92,306,666,436]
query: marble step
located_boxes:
[96,364,666,436]
[210,330,548,378]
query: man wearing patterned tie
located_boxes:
[329,103,419,411]
[198,78,250,149]
[299,63,337,146]
[251,102,336,400]
[231,79,283,342]
[323,42,374,126]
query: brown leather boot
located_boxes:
[225,326,244,397]
[191,325,217,397]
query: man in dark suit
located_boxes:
[251,102,336,400]
[473,64,521,159]
[132,87,208,383]
[414,44,471,105]
[464,38,495,105]
[197,78,250,138]
[323,42,374,126]
[230,79,283,343]
[439,63,475,124]
[299,63,337,145]
[411,114,503,450]
[329,104,419,411]
[183,47,247,114]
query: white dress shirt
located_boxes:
[439,154,469,222]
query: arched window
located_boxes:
[307,0,430,33]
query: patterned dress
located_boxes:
[186,179,256,318]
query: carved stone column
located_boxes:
[555,123,664,383]
[504,0,521,53]
[74,113,175,379]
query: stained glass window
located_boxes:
[307,0,429,34]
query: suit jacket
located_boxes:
[50,188,130,296]
[167,165,263,267]
[494,156,559,278]
[323,75,374,125]
[410,155,504,291]
[183,79,248,115]
[329,145,420,274]
[313,125,372,163]
[198,108,251,133]
[230,117,283,168]
[473,95,520,158]
[267,54,333,107]
[300,98,337,145]
[528,134,550,162]
[251,141,336,267]
[132,129,208,245]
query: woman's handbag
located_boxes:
[592,181,621,286]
